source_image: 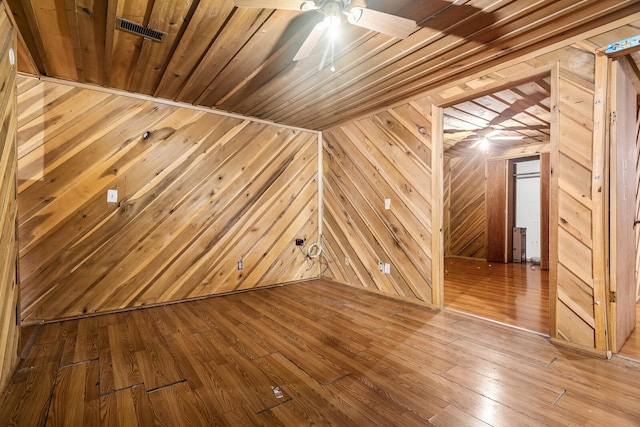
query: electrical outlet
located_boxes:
[237,259,243,271]
[384,263,391,274]
[295,238,305,246]
[378,262,384,272]
[345,256,350,266]
[107,189,118,203]
[384,198,391,210]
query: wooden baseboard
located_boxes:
[20,279,317,327]
[445,256,487,261]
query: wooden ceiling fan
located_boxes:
[233,1,416,62]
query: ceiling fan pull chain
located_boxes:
[330,37,336,72]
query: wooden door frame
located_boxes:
[606,54,640,353]
[431,66,555,336]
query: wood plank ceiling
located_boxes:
[6,0,640,130]
[443,77,551,157]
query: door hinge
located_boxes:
[611,111,617,123]
[609,290,617,303]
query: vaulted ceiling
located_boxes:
[6,0,640,130]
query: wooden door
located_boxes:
[486,159,508,262]
[610,58,638,352]
[540,153,550,270]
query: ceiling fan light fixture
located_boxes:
[323,1,342,27]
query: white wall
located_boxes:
[515,160,541,260]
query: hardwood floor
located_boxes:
[2,279,640,426]
[444,258,550,334]
[619,301,640,360]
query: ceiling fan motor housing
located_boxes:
[324,1,342,26]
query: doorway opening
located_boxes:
[441,76,551,334]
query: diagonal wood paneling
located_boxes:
[323,102,433,303]
[322,21,627,352]
[444,151,487,259]
[16,76,320,323]
[553,69,598,348]
[0,2,19,397]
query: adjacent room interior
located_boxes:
[441,78,551,334]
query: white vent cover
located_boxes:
[115,17,167,42]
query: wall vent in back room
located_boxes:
[115,17,167,42]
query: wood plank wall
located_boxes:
[16,77,320,324]
[322,30,623,352]
[322,103,434,304]
[444,151,487,259]
[552,69,601,349]
[0,2,19,397]
[636,107,640,303]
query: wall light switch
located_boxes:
[384,263,391,274]
[384,198,391,210]
[107,189,118,203]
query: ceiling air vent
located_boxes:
[115,17,166,42]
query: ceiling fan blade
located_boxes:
[233,0,315,11]
[489,135,526,141]
[347,7,416,39]
[293,22,326,61]
[468,139,485,149]
[497,125,549,131]
[443,129,478,134]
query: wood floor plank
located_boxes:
[46,360,100,426]
[346,351,450,420]
[162,331,244,420]
[210,405,285,427]
[146,382,210,426]
[102,322,143,393]
[263,352,369,426]
[99,384,155,427]
[328,375,429,427]
[3,280,640,426]
[555,390,640,426]
[251,291,371,355]
[0,362,58,426]
[60,317,99,366]
[214,356,291,414]
[126,311,185,392]
[444,258,549,333]
[442,364,589,426]
[237,297,350,385]
[213,315,275,361]
[429,404,492,427]
[450,319,557,366]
